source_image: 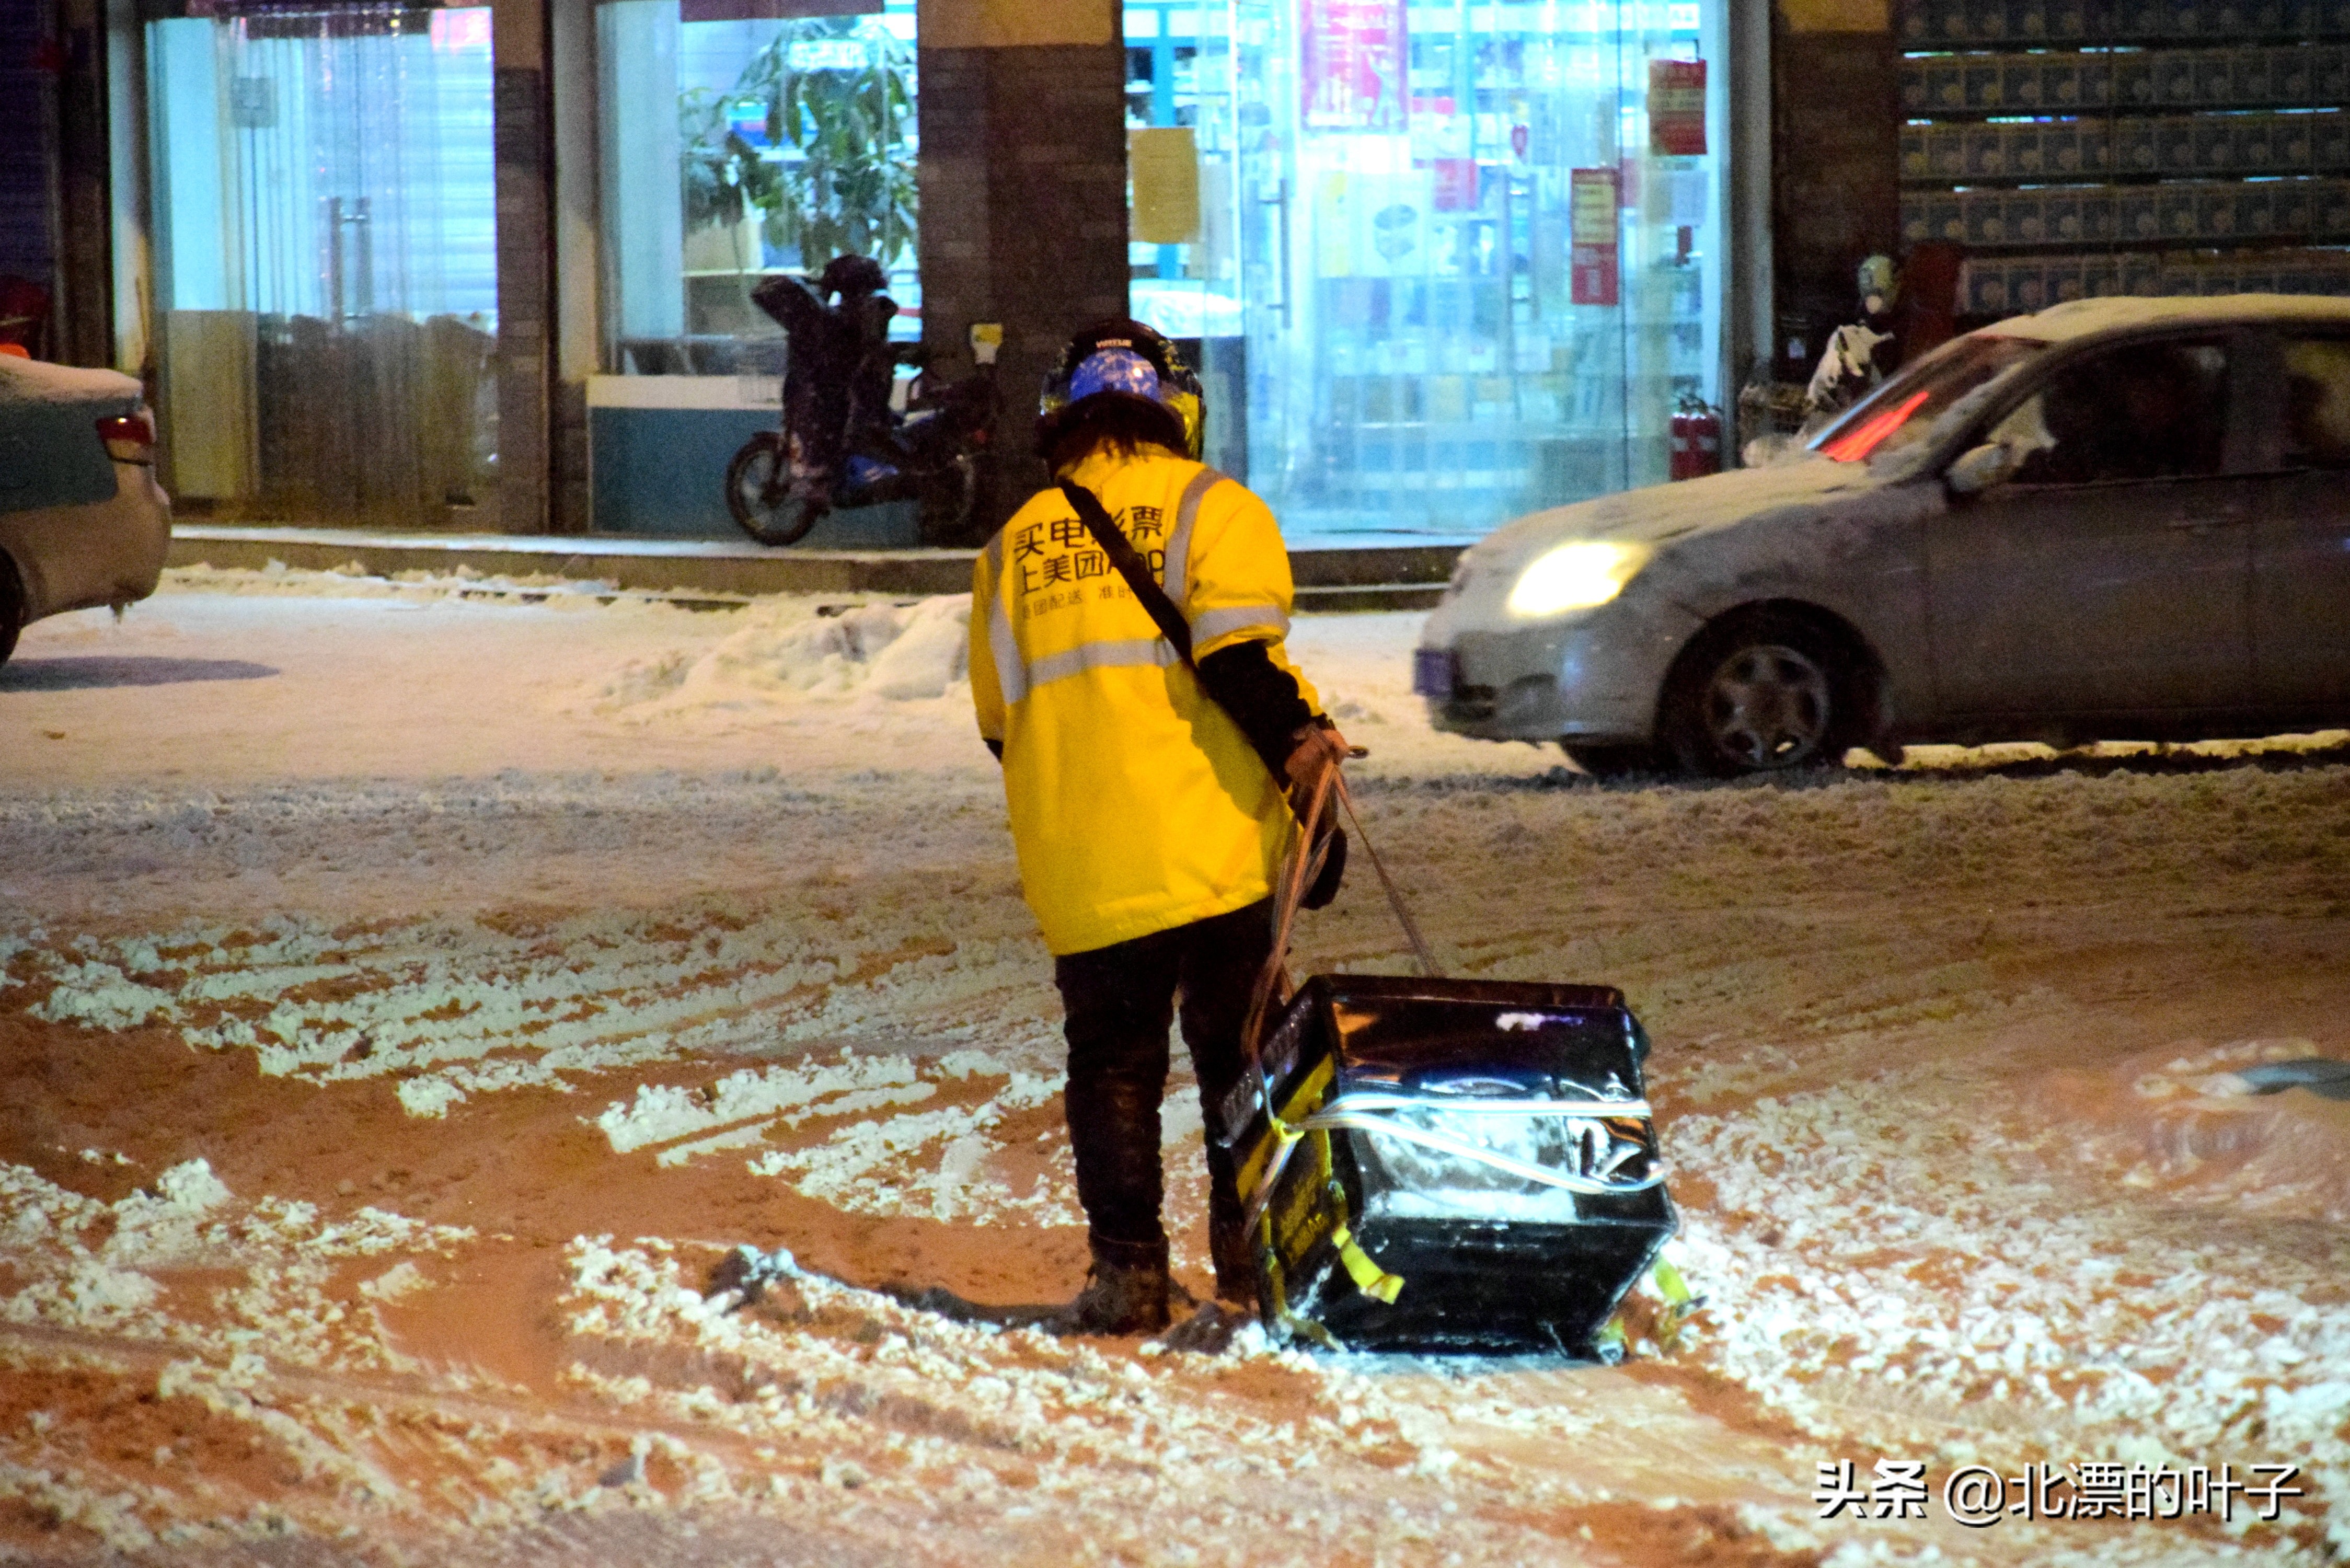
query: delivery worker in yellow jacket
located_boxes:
[971,321,1349,1334]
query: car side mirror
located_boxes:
[1945,442,2017,497]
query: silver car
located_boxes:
[0,354,173,667]
[1416,295,2350,775]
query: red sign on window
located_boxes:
[1571,167,1620,306]
[1301,0,1407,132]
[1649,59,1708,157]
[1430,159,1480,212]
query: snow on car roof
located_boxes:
[0,352,143,407]
[1989,291,2350,344]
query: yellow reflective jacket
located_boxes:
[970,444,1322,956]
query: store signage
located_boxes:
[1430,159,1479,212]
[427,9,490,55]
[1571,167,1620,306]
[1131,128,1202,244]
[1649,59,1707,157]
[1301,0,1407,133]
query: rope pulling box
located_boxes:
[1213,974,1678,1357]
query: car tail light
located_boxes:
[97,410,154,464]
[1818,389,1929,464]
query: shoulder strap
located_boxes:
[1058,479,1193,666]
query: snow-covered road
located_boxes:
[3,569,2346,1566]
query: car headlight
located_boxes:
[1504,541,1650,619]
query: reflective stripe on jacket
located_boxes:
[970,444,1321,956]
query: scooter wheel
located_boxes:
[725,432,823,547]
[916,452,980,546]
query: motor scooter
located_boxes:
[725,272,998,547]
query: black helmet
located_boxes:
[1036,319,1204,461]
[817,255,886,299]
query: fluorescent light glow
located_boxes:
[1505,541,1649,618]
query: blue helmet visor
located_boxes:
[1067,348,1162,406]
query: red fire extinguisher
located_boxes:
[1669,395,1723,481]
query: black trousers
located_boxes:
[1052,898,1273,1276]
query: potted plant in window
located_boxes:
[680,17,917,279]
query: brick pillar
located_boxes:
[548,0,597,536]
[52,0,114,369]
[0,4,54,341]
[494,0,556,534]
[917,0,1128,539]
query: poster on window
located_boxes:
[1301,0,1407,133]
[1648,59,1708,157]
[1570,168,1620,306]
[1429,159,1479,212]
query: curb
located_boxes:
[167,527,1456,612]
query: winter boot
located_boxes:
[1209,1219,1258,1308]
[1045,1258,1173,1336]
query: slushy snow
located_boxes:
[1,568,2345,1565]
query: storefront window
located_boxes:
[597,0,917,376]
[1135,0,1727,540]
[146,2,498,525]
[1126,4,1250,477]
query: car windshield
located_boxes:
[1807,334,2046,463]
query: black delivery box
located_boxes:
[1214,975,1674,1355]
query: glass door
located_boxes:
[147,3,499,526]
[1200,0,1726,542]
[1121,3,1251,478]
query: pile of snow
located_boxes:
[551,1239,1447,1529]
[591,1050,1082,1226]
[596,1055,934,1155]
[594,596,970,715]
[1,1158,470,1352]
[744,1065,1070,1225]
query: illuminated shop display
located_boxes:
[1129,0,1731,539]
[145,4,499,525]
[599,0,920,374]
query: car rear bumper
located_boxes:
[0,461,174,622]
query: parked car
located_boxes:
[0,351,171,667]
[1416,294,2350,776]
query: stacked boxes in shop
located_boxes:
[1896,0,2350,314]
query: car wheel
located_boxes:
[1560,742,1662,779]
[0,551,21,670]
[1660,610,1863,778]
